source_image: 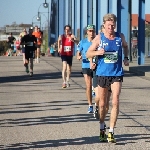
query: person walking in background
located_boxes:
[50,44,54,56]
[7,32,16,56]
[20,28,27,39]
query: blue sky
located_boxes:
[0,0,150,27]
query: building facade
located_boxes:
[49,0,147,64]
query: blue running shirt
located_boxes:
[96,32,124,76]
[77,38,92,68]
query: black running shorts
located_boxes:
[97,76,123,88]
[82,68,93,77]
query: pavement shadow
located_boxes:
[0,101,88,113]
[115,134,150,145]
[130,65,150,72]
[0,136,100,149]
[0,134,150,149]
[0,113,104,127]
[123,70,139,77]
[0,71,82,84]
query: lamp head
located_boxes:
[37,16,41,21]
[43,3,48,8]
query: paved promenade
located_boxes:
[124,57,150,78]
[0,56,150,150]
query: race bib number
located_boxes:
[64,46,71,52]
[28,42,33,46]
[104,51,118,63]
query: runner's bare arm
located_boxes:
[86,35,104,58]
[77,50,82,59]
[58,35,62,52]
[120,33,129,58]
[76,41,82,60]
[71,34,79,45]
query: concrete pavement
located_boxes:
[0,56,150,150]
[124,57,150,78]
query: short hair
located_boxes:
[64,25,71,30]
[34,26,38,29]
[103,13,117,23]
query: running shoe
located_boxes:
[29,72,33,77]
[24,64,29,73]
[107,132,116,143]
[99,130,107,142]
[62,82,67,88]
[66,81,70,87]
[88,105,93,113]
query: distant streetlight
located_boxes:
[37,0,50,48]
[36,12,41,21]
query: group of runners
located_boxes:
[7,26,43,77]
[19,26,42,76]
[57,13,129,143]
[9,12,129,143]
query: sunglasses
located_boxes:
[88,30,95,32]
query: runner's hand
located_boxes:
[58,49,62,53]
[90,62,96,70]
[97,48,105,55]
[77,55,82,60]
[123,59,129,66]
[69,34,76,42]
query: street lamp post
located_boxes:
[37,0,50,48]
[36,12,41,28]
[43,0,50,47]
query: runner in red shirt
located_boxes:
[58,25,78,88]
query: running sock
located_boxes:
[109,128,114,133]
[100,122,105,130]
